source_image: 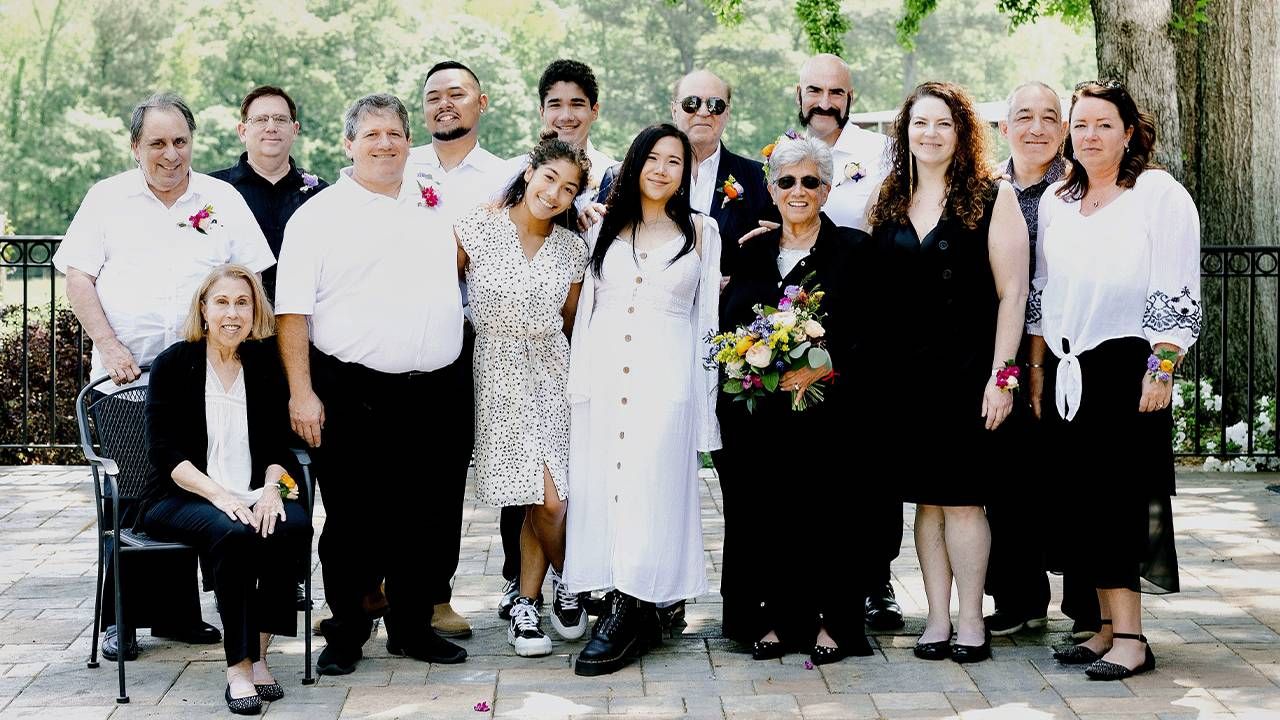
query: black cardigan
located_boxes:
[142,338,298,514]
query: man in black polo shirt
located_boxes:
[211,85,328,302]
[212,85,326,610]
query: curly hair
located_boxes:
[868,81,995,231]
[500,129,591,230]
[1056,80,1157,202]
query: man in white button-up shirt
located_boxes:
[53,92,272,663]
[523,60,616,206]
[276,93,469,675]
[797,54,889,232]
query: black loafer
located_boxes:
[751,640,786,660]
[864,584,905,631]
[913,639,951,661]
[225,684,262,715]
[101,625,139,662]
[386,631,468,664]
[152,620,222,645]
[315,644,362,675]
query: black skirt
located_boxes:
[1041,336,1179,594]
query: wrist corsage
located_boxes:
[1147,349,1178,383]
[993,359,1020,393]
[277,472,299,500]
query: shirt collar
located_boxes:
[698,144,722,173]
[415,141,500,174]
[224,152,302,186]
[1004,155,1067,191]
[337,167,405,205]
[128,167,200,204]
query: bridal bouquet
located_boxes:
[705,277,832,412]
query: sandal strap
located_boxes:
[1111,632,1147,642]
[1100,619,1112,625]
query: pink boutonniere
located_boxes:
[299,172,319,193]
[177,204,218,234]
[416,172,441,208]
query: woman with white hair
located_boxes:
[714,134,878,665]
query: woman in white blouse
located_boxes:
[1028,81,1200,681]
[142,265,310,714]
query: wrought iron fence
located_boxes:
[2,235,1278,465]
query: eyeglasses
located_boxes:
[773,174,824,190]
[1074,79,1124,91]
[678,96,729,116]
[246,114,294,127]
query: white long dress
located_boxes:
[564,215,721,604]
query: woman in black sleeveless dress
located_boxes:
[865,82,1029,664]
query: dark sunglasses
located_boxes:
[774,174,823,190]
[678,95,729,116]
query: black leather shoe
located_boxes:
[864,584,905,630]
[1085,633,1155,681]
[574,592,656,676]
[225,684,262,715]
[913,639,951,661]
[751,639,786,660]
[294,582,311,611]
[315,643,362,675]
[101,625,139,662]
[657,600,687,635]
[824,634,874,660]
[950,631,992,664]
[386,631,468,664]
[152,620,222,644]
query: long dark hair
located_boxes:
[591,123,697,277]
[867,81,995,231]
[501,129,590,230]
[1057,80,1157,202]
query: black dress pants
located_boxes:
[143,494,310,665]
[311,346,471,649]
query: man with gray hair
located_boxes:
[53,91,273,662]
[276,93,470,675]
[985,80,1102,640]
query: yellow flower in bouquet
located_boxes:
[278,472,300,500]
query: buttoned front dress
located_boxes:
[564,216,721,604]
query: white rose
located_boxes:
[1003,375,1019,389]
[725,358,745,377]
[770,311,797,330]
[744,343,772,369]
[803,319,825,339]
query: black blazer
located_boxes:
[142,338,298,513]
[595,142,769,276]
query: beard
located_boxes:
[798,104,849,130]
[432,125,471,142]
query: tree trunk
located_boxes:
[1091,0,1184,178]
[902,49,917,97]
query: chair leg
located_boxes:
[88,535,104,669]
[113,536,129,704]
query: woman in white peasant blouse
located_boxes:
[1027,81,1200,682]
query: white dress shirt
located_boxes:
[52,169,274,382]
[274,169,463,374]
[822,124,890,231]
[1028,170,1201,420]
[689,146,722,215]
[404,141,509,229]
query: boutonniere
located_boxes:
[718,174,745,208]
[761,129,802,181]
[416,172,441,208]
[277,472,300,500]
[177,204,218,234]
[838,161,866,186]
[299,172,320,194]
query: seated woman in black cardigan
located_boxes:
[142,264,310,716]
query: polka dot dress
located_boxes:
[455,206,588,507]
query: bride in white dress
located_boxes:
[565,123,721,677]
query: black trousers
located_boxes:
[143,494,310,665]
[862,494,903,589]
[311,344,472,648]
[500,505,526,582]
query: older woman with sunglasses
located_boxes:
[714,134,877,665]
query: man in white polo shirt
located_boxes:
[53,92,273,663]
[276,93,469,675]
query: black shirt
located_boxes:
[209,153,328,301]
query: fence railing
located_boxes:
[2,235,1278,466]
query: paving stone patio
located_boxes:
[1,465,1278,719]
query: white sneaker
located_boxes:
[507,597,552,657]
[549,568,589,640]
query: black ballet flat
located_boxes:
[810,644,845,665]
[913,639,951,661]
[1054,618,1111,665]
[950,631,992,664]
[1085,633,1156,681]
[751,639,787,660]
[225,685,261,715]
[254,682,284,702]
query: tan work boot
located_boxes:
[432,602,472,638]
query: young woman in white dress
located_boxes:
[565,123,721,676]
[454,132,591,657]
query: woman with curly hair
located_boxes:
[864,81,1028,664]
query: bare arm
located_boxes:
[454,228,469,278]
[981,182,1030,430]
[277,314,324,447]
[65,267,140,384]
[561,282,584,336]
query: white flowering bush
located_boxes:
[1175,377,1279,471]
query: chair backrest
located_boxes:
[75,369,154,501]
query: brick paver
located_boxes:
[0,465,1277,718]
